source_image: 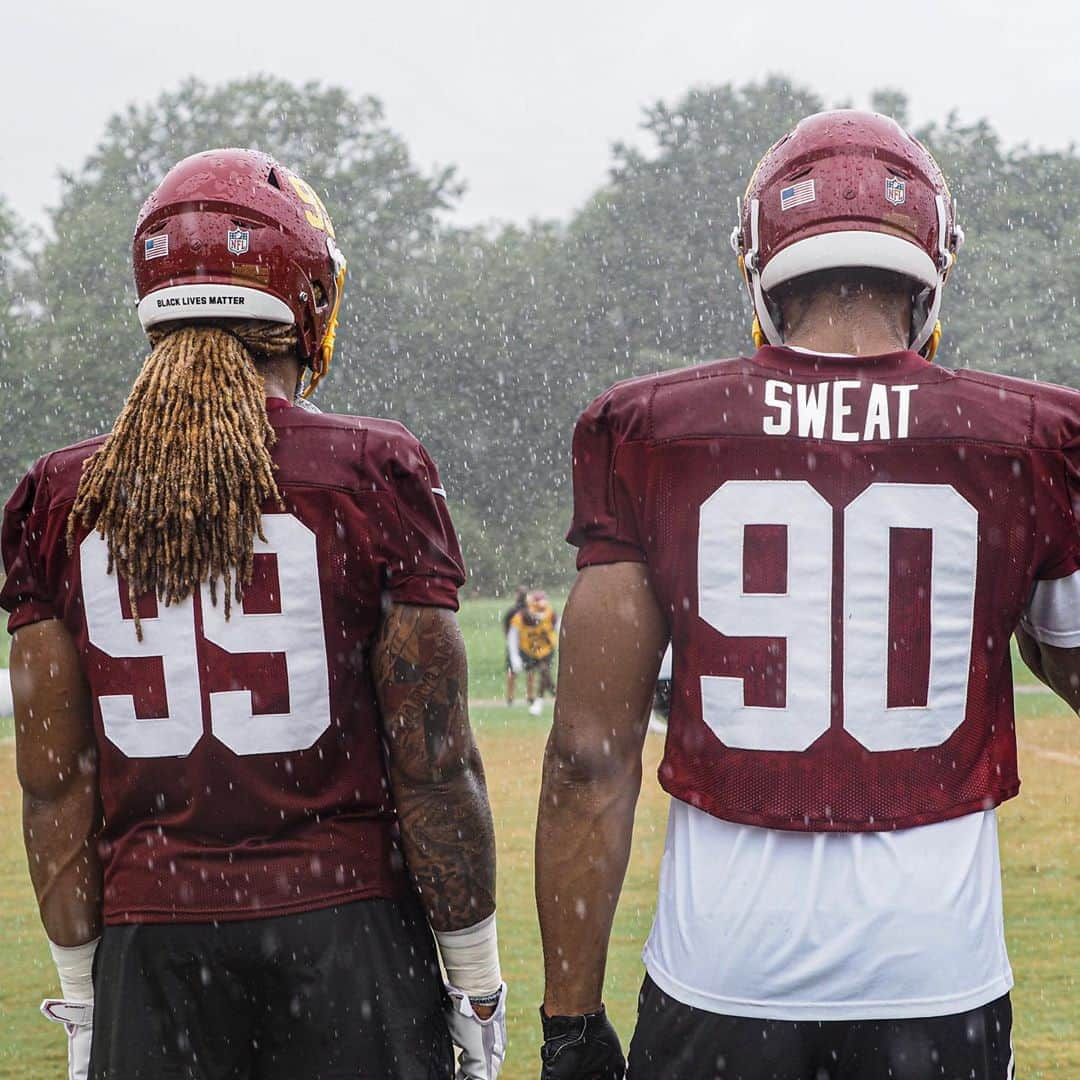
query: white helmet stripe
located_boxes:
[746,199,784,346]
[760,232,940,292]
[137,285,295,330]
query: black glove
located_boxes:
[539,1005,626,1079]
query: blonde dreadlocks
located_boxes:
[68,321,298,637]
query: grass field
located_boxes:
[0,597,1077,1078]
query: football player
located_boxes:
[535,111,1080,1079]
[3,149,505,1080]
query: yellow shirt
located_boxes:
[510,607,557,660]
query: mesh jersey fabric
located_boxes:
[1,399,466,923]
[568,347,1080,831]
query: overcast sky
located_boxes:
[4,0,1078,233]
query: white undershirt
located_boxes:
[643,574,1080,1021]
[643,803,1012,1021]
[1022,571,1080,648]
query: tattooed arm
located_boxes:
[373,602,496,932]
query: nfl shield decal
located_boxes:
[227,228,250,255]
[885,177,906,206]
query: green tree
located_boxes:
[916,114,1080,384]
[417,79,835,590]
[0,198,39,486]
[9,76,1078,596]
[572,78,1080,387]
[0,198,22,359]
[572,76,826,366]
[19,76,460,486]
[393,222,603,592]
[870,89,909,128]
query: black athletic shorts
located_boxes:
[507,651,550,673]
[627,975,1014,1080]
[89,896,453,1080]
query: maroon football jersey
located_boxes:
[568,346,1080,831]
[1,398,465,923]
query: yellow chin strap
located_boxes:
[301,255,348,399]
[922,320,942,363]
[739,253,768,350]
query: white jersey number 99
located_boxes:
[81,514,331,758]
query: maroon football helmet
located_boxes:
[730,110,963,360]
[133,148,347,394]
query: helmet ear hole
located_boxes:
[312,281,328,310]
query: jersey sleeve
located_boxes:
[1035,433,1080,578]
[0,456,60,633]
[1022,572,1080,647]
[1022,435,1080,645]
[566,389,647,569]
[383,442,466,610]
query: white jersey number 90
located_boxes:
[697,480,978,753]
[81,514,331,758]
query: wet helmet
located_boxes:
[133,148,348,395]
[730,110,963,360]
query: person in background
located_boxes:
[508,590,559,716]
[3,148,506,1080]
[503,585,529,705]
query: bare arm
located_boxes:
[373,602,496,931]
[11,619,102,946]
[536,563,668,1016]
[1016,626,1080,711]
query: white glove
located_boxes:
[444,982,507,1080]
[41,998,93,1080]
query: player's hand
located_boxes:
[539,1005,625,1079]
[445,982,507,1079]
[41,998,93,1080]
